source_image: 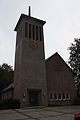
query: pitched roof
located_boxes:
[1,83,14,93]
[46,52,74,74]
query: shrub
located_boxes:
[73,98,80,105]
[0,99,20,109]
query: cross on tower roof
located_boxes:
[28,6,31,17]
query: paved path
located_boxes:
[0,106,80,120]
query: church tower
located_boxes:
[14,7,48,107]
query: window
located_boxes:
[50,93,53,101]
[63,93,66,100]
[29,24,31,39]
[50,93,53,99]
[66,93,70,100]
[36,26,38,40]
[39,27,42,41]
[54,93,58,101]
[58,93,62,100]
[32,25,35,39]
[25,23,28,38]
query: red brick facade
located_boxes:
[13,9,76,107]
[46,52,76,106]
[14,14,48,107]
[0,8,76,107]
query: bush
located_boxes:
[73,98,80,105]
[0,99,20,109]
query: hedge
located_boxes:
[0,99,20,109]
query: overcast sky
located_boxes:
[0,0,80,67]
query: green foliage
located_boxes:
[68,38,80,96]
[0,99,20,109]
[73,97,80,105]
[0,63,14,91]
[68,39,80,74]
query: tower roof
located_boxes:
[14,14,46,31]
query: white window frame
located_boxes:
[50,93,53,101]
[62,93,66,100]
[66,93,71,100]
[54,93,58,101]
[58,93,62,101]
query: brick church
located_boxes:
[0,7,76,107]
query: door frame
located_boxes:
[27,89,42,106]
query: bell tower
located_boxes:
[14,7,47,107]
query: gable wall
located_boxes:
[46,53,76,105]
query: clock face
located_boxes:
[29,40,38,49]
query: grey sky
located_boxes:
[0,0,80,67]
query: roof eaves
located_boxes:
[14,14,46,31]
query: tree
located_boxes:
[68,38,80,96]
[0,63,14,91]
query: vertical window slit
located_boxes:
[63,93,66,100]
[32,25,35,39]
[29,24,31,39]
[55,93,58,100]
[36,26,38,40]
[50,93,53,100]
[39,27,42,41]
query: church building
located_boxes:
[14,7,48,107]
[0,7,76,107]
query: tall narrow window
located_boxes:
[66,93,70,100]
[39,27,42,41]
[41,28,43,41]
[25,23,28,38]
[55,93,58,100]
[58,93,62,100]
[50,93,53,101]
[50,93,53,99]
[29,24,31,39]
[32,25,35,39]
[63,93,66,100]
[36,26,38,40]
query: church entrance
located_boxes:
[29,91,39,106]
